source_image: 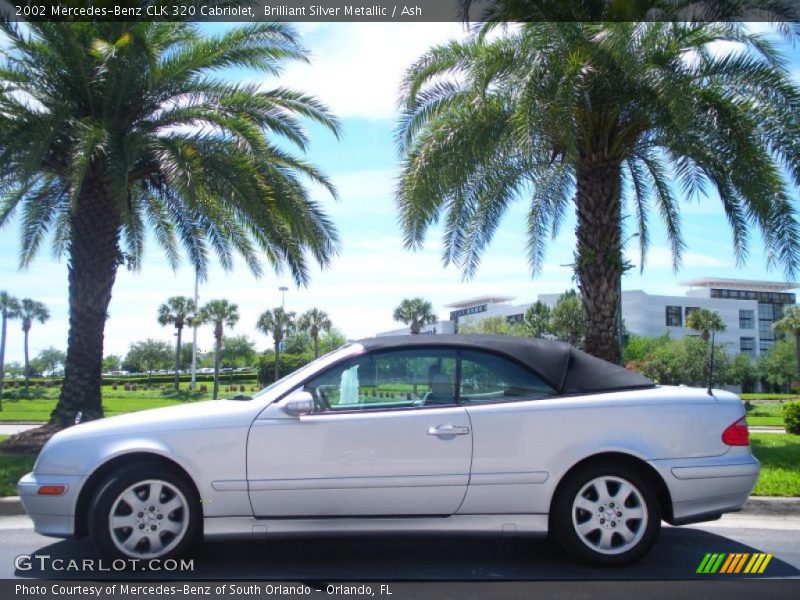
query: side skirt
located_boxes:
[203,514,549,540]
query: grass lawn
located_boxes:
[0,382,260,422]
[0,435,35,497]
[746,402,785,427]
[750,433,800,497]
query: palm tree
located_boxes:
[157,296,196,391]
[19,299,50,393]
[256,307,297,380]
[397,19,800,364]
[0,22,340,429]
[686,309,726,343]
[772,307,800,378]
[686,308,726,391]
[0,291,21,409]
[196,300,239,400]
[393,298,437,335]
[297,308,332,358]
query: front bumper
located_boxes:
[649,451,760,524]
[17,472,86,538]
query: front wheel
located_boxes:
[551,463,661,566]
[89,463,200,560]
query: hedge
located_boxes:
[7,372,258,387]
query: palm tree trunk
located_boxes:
[213,336,221,400]
[49,173,120,427]
[23,328,30,394]
[274,342,280,381]
[574,158,623,364]
[0,313,7,410]
[313,334,320,359]
[174,326,182,391]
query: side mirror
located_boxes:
[282,390,315,417]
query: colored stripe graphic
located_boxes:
[698,553,773,575]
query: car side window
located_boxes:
[304,349,458,412]
[459,350,555,404]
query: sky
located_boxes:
[1,22,799,364]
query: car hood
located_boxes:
[50,399,260,443]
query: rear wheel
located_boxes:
[89,463,200,560]
[552,463,660,566]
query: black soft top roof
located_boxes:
[356,334,653,395]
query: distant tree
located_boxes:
[157,296,196,391]
[522,301,550,338]
[19,299,50,392]
[758,339,796,392]
[179,343,196,371]
[686,308,726,389]
[319,328,347,354]
[686,309,726,342]
[393,298,437,334]
[256,307,297,381]
[102,355,122,373]
[549,291,584,347]
[33,347,66,377]
[772,307,800,378]
[623,333,671,367]
[298,308,333,358]
[196,300,239,400]
[283,332,313,355]
[636,337,729,387]
[123,339,173,385]
[0,291,21,408]
[220,335,257,370]
[728,353,758,393]
[459,316,515,335]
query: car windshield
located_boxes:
[250,343,363,401]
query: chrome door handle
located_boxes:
[427,424,470,436]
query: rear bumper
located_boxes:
[17,472,84,538]
[649,452,759,525]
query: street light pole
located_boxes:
[279,286,288,309]
[190,269,199,391]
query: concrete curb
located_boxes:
[743,496,800,516]
[0,496,24,517]
[0,495,798,520]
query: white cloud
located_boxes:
[625,245,725,270]
[266,23,469,119]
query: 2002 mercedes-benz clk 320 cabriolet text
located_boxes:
[19,335,759,566]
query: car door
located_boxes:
[456,349,558,515]
[247,347,472,517]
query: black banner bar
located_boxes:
[2,0,800,22]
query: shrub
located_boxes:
[783,402,800,435]
[200,384,208,393]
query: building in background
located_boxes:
[376,277,797,359]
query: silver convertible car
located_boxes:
[18,335,759,566]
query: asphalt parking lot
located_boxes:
[1,512,798,581]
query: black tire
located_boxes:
[88,462,201,561]
[551,462,661,566]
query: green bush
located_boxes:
[257,351,314,385]
[783,402,800,435]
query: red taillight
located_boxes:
[722,417,750,446]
